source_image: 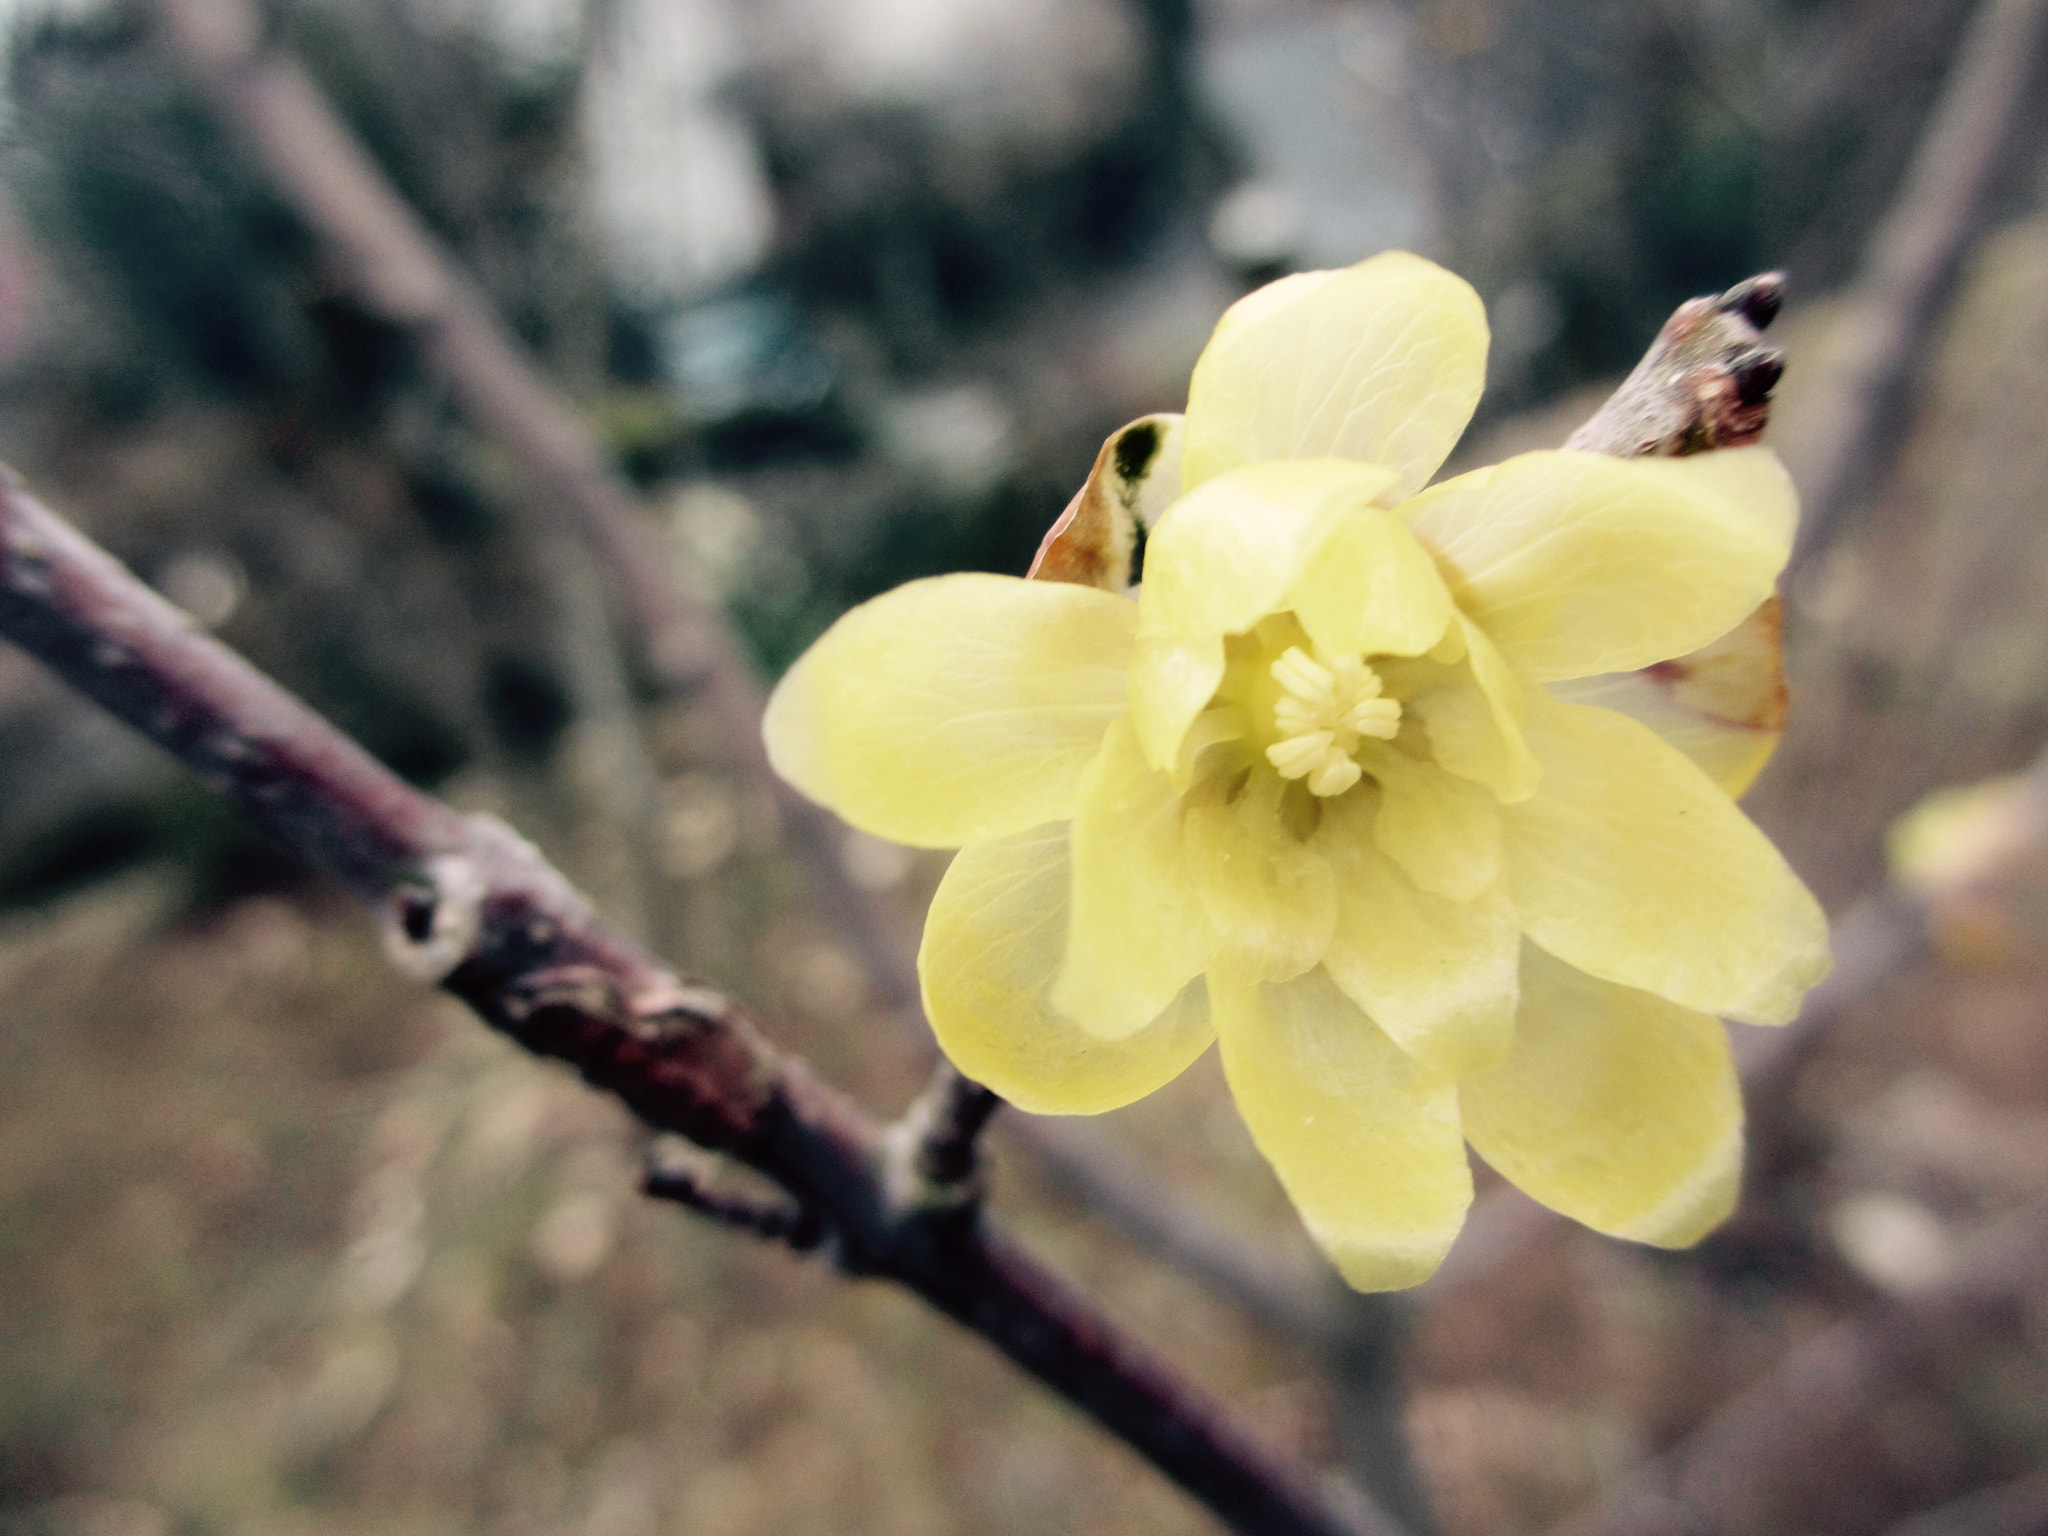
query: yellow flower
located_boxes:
[764,253,1831,1290]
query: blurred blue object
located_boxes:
[657,295,838,422]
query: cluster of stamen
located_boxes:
[1264,646,1401,796]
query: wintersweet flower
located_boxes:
[763,253,1831,1290]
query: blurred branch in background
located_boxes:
[1883,1473,2048,1536]
[0,468,1404,1536]
[148,0,724,697]
[1563,1194,2048,1536]
[1553,752,2048,1535]
[144,0,950,1042]
[1785,0,2048,570]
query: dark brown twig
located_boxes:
[643,1150,827,1249]
[0,471,1404,1536]
[146,0,925,1013]
[898,1061,1004,1192]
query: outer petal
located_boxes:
[1288,505,1456,660]
[1182,253,1488,501]
[1132,459,1397,769]
[1503,695,1831,1025]
[764,573,1136,847]
[1317,793,1518,1078]
[1185,773,1337,982]
[1357,745,1504,902]
[1213,965,1472,1291]
[1461,946,1741,1247]
[1399,616,1542,802]
[1547,598,1787,797]
[1052,720,1212,1040]
[1028,413,1185,591]
[919,822,1214,1115]
[1401,448,1797,681]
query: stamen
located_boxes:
[1264,646,1402,796]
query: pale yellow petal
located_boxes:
[1288,505,1456,661]
[1461,946,1741,1247]
[1052,720,1212,1040]
[1401,616,1541,802]
[1317,793,1518,1078]
[1357,745,1503,902]
[1185,773,1336,982]
[1213,965,1472,1290]
[1130,458,1396,770]
[1401,448,1797,682]
[763,573,1135,847]
[1182,253,1488,501]
[919,822,1214,1115]
[1138,459,1401,641]
[1503,694,1831,1025]
[1129,632,1227,776]
[1547,597,1786,797]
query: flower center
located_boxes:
[1263,645,1402,797]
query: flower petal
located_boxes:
[1182,253,1488,501]
[1503,694,1831,1024]
[1139,459,1401,641]
[920,822,1214,1115]
[1547,597,1787,797]
[1132,458,1397,769]
[1317,793,1518,1078]
[1461,946,1741,1247]
[1357,745,1503,902]
[1129,633,1228,778]
[764,573,1136,847]
[1052,720,1212,1040]
[1028,413,1186,592]
[1288,505,1456,660]
[1401,448,1797,682]
[1400,616,1542,802]
[1213,965,1472,1290]
[1186,773,1337,982]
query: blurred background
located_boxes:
[3,0,2048,1533]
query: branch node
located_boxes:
[377,850,485,981]
[883,1062,1004,1213]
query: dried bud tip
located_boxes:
[1721,272,1785,330]
[1734,348,1786,406]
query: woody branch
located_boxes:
[0,470,1403,1536]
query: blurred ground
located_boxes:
[0,873,1330,1536]
[3,1,2048,1534]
